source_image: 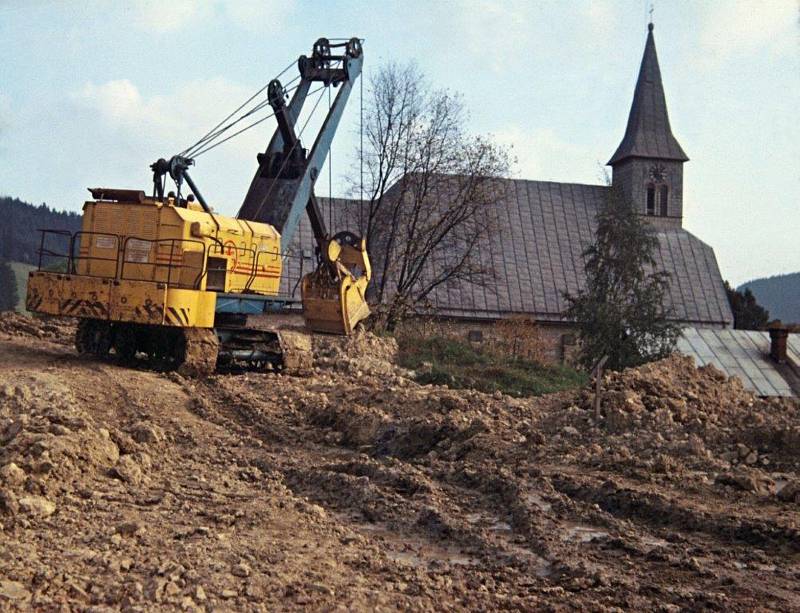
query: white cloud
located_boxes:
[131,0,293,33]
[582,0,617,39]
[0,92,11,133]
[697,0,796,67]
[223,0,293,32]
[74,80,150,126]
[493,126,603,184]
[449,0,539,73]
[69,77,276,212]
[132,0,210,33]
[70,77,258,146]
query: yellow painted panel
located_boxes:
[108,279,167,325]
[26,272,112,319]
[26,272,65,316]
[164,288,216,328]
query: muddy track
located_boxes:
[551,472,800,552]
[186,361,800,611]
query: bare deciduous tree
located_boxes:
[352,62,511,330]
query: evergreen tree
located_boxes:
[0,260,18,311]
[724,281,770,330]
[564,186,680,370]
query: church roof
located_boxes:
[286,182,733,328]
[608,24,689,165]
[678,328,800,397]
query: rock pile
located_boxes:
[0,312,74,344]
[312,329,399,376]
[0,372,165,525]
[529,355,800,500]
[1,329,799,609]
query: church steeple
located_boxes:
[609,23,687,228]
[609,23,688,164]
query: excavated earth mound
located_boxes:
[0,318,798,611]
[0,312,74,344]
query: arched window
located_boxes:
[645,185,656,215]
[659,185,669,216]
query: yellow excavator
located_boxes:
[25,37,370,374]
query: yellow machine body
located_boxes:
[26,190,282,328]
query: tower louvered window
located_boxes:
[659,185,669,216]
[646,185,656,215]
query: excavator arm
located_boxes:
[237,37,371,335]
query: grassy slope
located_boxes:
[398,335,587,398]
[9,261,35,312]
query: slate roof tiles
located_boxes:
[286,179,733,328]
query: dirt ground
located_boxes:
[1,312,799,611]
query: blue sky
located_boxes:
[0,0,797,286]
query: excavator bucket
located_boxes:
[301,235,371,335]
[302,273,370,335]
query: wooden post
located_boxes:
[592,355,609,422]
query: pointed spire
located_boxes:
[608,23,688,165]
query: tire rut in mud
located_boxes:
[550,472,800,553]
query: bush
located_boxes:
[491,315,547,362]
[397,334,586,398]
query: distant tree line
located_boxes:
[724,281,770,330]
[0,196,81,311]
[0,260,18,311]
[0,196,82,265]
[738,273,799,325]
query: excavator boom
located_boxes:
[235,37,370,335]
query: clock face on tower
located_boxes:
[649,163,666,183]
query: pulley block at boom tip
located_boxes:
[236,36,364,249]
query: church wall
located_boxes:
[396,317,581,365]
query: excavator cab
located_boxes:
[302,232,371,334]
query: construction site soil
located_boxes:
[1,312,798,611]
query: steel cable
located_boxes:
[183,75,302,158]
[193,82,328,159]
[178,59,297,157]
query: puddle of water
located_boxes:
[640,535,668,548]
[465,513,512,531]
[526,492,553,513]
[564,524,608,543]
[754,563,777,572]
[489,521,512,532]
[499,540,552,577]
[385,546,477,568]
[465,513,483,525]
[731,560,777,572]
[774,479,788,495]
[355,522,384,533]
[341,516,478,569]
[461,511,552,577]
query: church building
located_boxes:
[288,24,734,359]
